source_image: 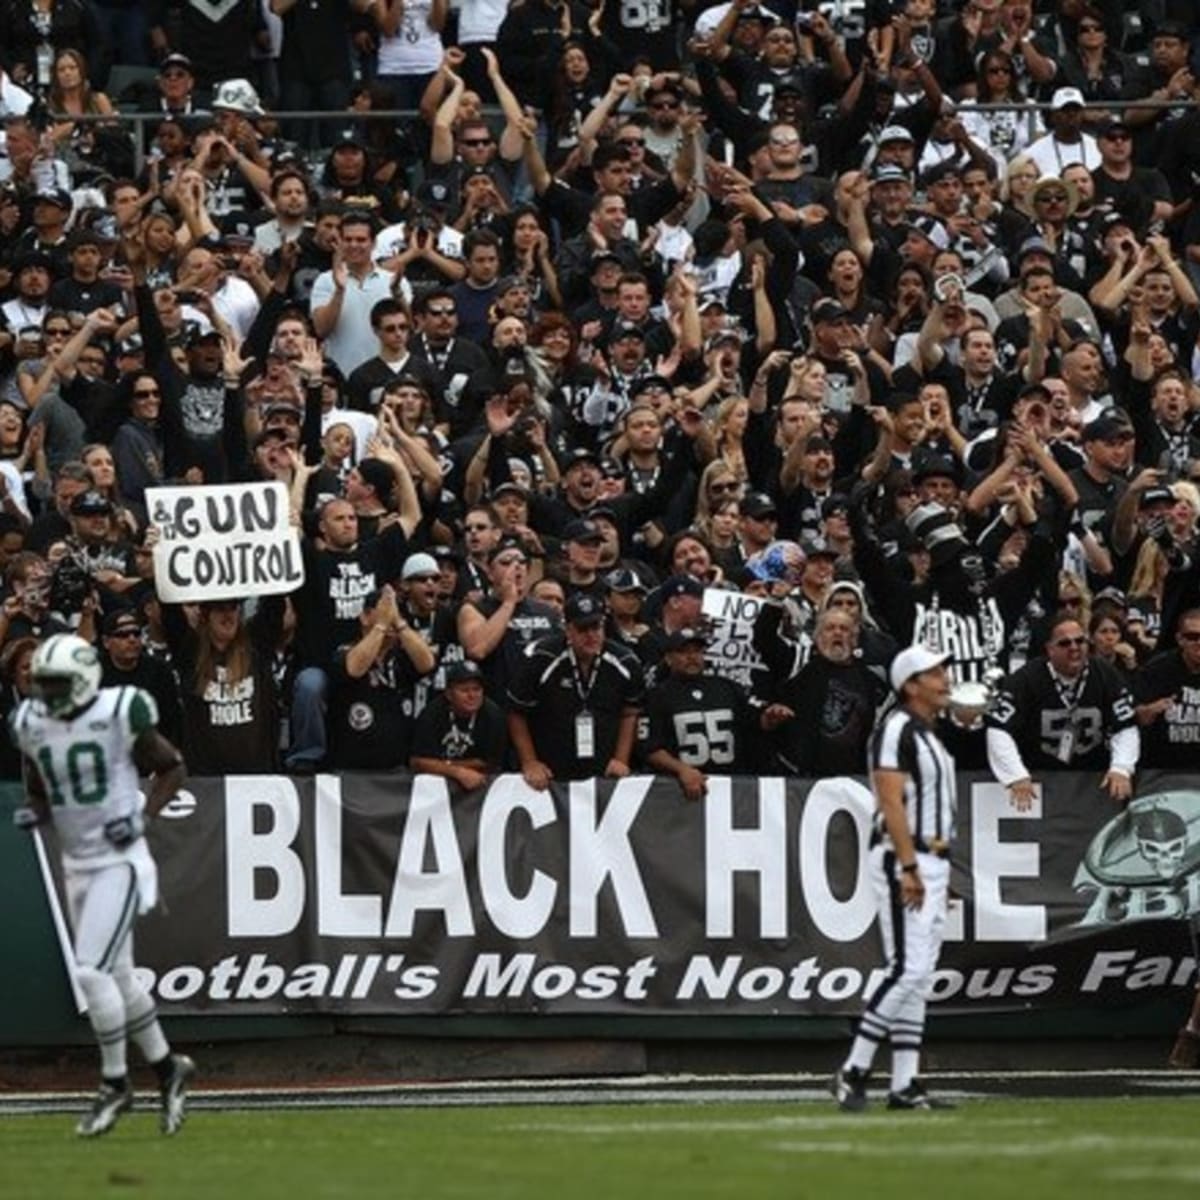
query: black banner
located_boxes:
[37,772,1200,1016]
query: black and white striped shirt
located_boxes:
[870,708,957,847]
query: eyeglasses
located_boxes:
[460,138,494,147]
[1037,192,1068,203]
[426,305,455,317]
[407,574,440,583]
[1078,22,1103,32]
[618,137,646,147]
[133,387,161,398]
[1053,636,1088,647]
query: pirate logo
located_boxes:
[1073,792,1200,927]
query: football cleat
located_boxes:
[159,1054,196,1136]
[1168,1027,1200,1070]
[76,1082,133,1137]
[831,1066,869,1113]
[887,1079,955,1110]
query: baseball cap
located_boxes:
[487,536,528,563]
[907,215,950,251]
[811,297,850,324]
[565,592,606,626]
[159,53,193,74]
[117,334,144,356]
[1139,485,1176,509]
[1051,87,1086,111]
[253,427,291,450]
[871,163,911,185]
[605,568,647,593]
[773,75,806,96]
[562,518,604,544]
[102,608,143,636]
[401,552,440,580]
[821,493,851,518]
[1016,235,1054,263]
[890,644,951,692]
[798,532,838,559]
[660,574,704,600]
[630,374,672,396]
[445,660,484,686]
[70,490,113,516]
[1153,19,1190,40]
[742,492,778,519]
[264,402,303,423]
[185,325,222,347]
[1099,118,1131,138]
[355,457,396,499]
[912,455,962,486]
[563,447,600,471]
[664,626,710,649]
[491,479,529,500]
[34,187,72,210]
[609,320,646,341]
[878,124,915,144]
[1081,413,1134,443]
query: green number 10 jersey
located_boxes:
[12,686,159,867]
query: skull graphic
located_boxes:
[1134,806,1189,881]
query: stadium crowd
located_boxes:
[1,0,1200,801]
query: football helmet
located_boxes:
[30,634,102,717]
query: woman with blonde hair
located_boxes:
[712,394,750,483]
[1056,569,1093,630]
[693,459,743,528]
[80,442,139,540]
[1002,154,1039,219]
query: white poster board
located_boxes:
[147,481,304,603]
[701,587,766,688]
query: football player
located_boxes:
[11,634,195,1138]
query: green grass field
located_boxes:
[2,1097,1198,1200]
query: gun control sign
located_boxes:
[148,481,303,603]
[33,772,1200,1016]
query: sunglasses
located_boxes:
[492,555,526,568]
[770,135,800,147]
[380,322,409,333]
[133,387,161,398]
[1179,631,1200,642]
[618,137,646,147]
[1102,130,1130,141]
[986,65,1013,74]
[460,138,493,147]
[1053,636,1088,647]
[1078,22,1103,32]
[407,574,440,583]
[426,305,455,316]
[45,327,71,337]
[709,482,740,494]
[107,628,141,640]
[649,99,679,110]
[1037,192,1068,203]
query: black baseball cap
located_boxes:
[605,568,646,594]
[445,660,483,686]
[565,592,606,626]
[660,574,704,600]
[70,490,113,516]
[1082,413,1134,443]
[742,492,778,519]
[562,518,604,544]
[664,626,709,649]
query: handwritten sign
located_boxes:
[148,482,304,603]
[701,588,767,688]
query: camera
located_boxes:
[934,273,964,303]
[48,552,91,617]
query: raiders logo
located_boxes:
[348,702,375,732]
[1073,792,1200,927]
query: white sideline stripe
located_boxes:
[1108,1168,1200,1183]
[771,1135,1188,1158]
[510,1115,1052,1134]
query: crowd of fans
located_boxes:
[1,0,1200,801]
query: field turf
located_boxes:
[2,1095,1199,1200]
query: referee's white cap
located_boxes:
[890,644,952,692]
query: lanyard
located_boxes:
[567,647,598,712]
[1050,665,1087,714]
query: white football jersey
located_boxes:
[12,686,158,866]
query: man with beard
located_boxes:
[409,289,489,430]
[410,660,509,789]
[759,606,886,776]
[987,612,1139,807]
[640,626,755,800]
[0,252,52,382]
[851,494,1055,687]
[398,551,462,721]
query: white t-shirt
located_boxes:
[310,265,408,376]
[457,0,508,44]
[1023,132,1101,177]
[376,0,444,76]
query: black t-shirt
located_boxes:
[409,693,509,768]
[327,640,417,769]
[1134,651,1200,770]
[465,595,561,699]
[295,523,409,667]
[47,276,125,319]
[508,633,644,780]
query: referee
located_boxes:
[833,645,957,1113]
